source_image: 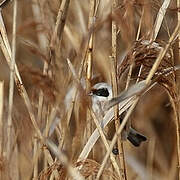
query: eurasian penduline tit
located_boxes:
[89,82,147,147]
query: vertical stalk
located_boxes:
[178,0,180,57]
[176,1,180,178]
[86,0,95,124]
[31,1,49,178]
[136,5,144,41]
[7,0,17,159]
[50,0,71,49]
[86,3,95,178]
[150,0,171,41]
[168,91,180,180]
[111,1,127,180]
[0,81,4,180]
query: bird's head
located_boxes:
[90,83,113,102]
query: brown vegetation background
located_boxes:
[0,0,180,180]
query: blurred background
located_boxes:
[0,0,179,179]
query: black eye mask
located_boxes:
[92,88,109,97]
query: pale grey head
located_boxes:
[90,82,112,101]
[90,82,113,117]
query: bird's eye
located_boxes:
[92,88,109,97]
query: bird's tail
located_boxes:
[127,127,147,147]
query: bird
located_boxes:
[89,82,147,147]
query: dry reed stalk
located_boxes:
[65,21,93,128]
[43,107,50,171]
[168,90,180,180]
[135,7,145,84]
[177,1,180,177]
[7,0,17,161]
[150,0,171,41]
[50,0,71,49]
[34,3,62,173]
[44,106,59,138]
[32,138,38,180]
[89,109,121,178]
[65,57,86,127]
[86,0,95,168]
[44,109,61,178]
[31,0,48,177]
[43,105,59,178]
[87,0,95,81]
[31,0,49,127]
[111,1,126,180]
[43,147,60,179]
[136,65,143,83]
[65,53,88,156]
[6,1,18,179]
[178,0,180,59]
[125,64,133,90]
[0,81,4,180]
[136,5,144,41]
[43,108,59,174]
[122,49,133,180]
[0,0,11,9]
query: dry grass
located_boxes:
[0,0,180,179]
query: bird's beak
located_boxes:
[88,89,95,96]
[88,91,93,96]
